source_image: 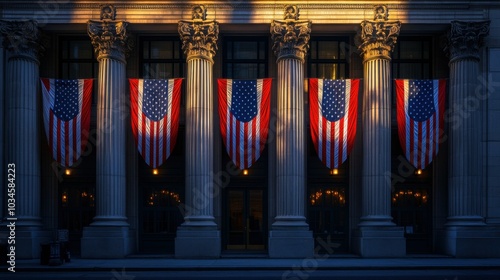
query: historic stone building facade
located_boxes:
[1,1,499,259]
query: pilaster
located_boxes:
[353,5,405,257]
[268,5,313,258]
[175,5,220,258]
[81,5,133,258]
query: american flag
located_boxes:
[218,79,272,169]
[40,78,93,167]
[129,79,182,168]
[395,79,446,169]
[309,79,360,169]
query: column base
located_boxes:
[0,227,51,259]
[81,226,131,258]
[437,225,500,257]
[353,226,406,257]
[268,229,314,258]
[175,227,220,258]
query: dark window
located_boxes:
[391,37,433,106]
[306,37,351,253]
[138,128,185,253]
[140,37,185,79]
[308,184,348,253]
[221,37,269,251]
[138,37,186,253]
[57,37,98,256]
[59,37,99,103]
[392,39,431,77]
[223,37,268,79]
[307,37,349,79]
[391,37,434,253]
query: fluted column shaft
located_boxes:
[357,8,400,226]
[267,6,314,259]
[270,10,311,229]
[88,19,132,226]
[178,13,219,228]
[360,57,393,225]
[0,20,42,227]
[183,57,216,226]
[446,20,490,226]
[93,57,127,225]
[174,6,221,258]
[274,58,307,227]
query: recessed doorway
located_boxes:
[223,188,267,251]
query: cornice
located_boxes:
[0,2,476,10]
[0,1,490,25]
[0,1,484,10]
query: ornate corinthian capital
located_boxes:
[271,5,311,62]
[88,13,133,63]
[178,5,219,63]
[0,20,43,62]
[446,21,490,63]
[357,5,401,62]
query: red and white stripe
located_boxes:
[309,79,360,169]
[396,79,446,169]
[218,78,272,169]
[129,79,182,168]
[40,78,93,167]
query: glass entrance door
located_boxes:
[225,188,266,250]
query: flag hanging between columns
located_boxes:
[40,78,93,167]
[309,79,360,169]
[129,79,183,168]
[218,79,272,169]
[395,79,446,169]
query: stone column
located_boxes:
[354,5,405,257]
[81,5,133,258]
[268,5,313,258]
[175,5,220,258]
[442,20,500,257]
[0,19,50,259]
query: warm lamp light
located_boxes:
[153,169,159,175]
[416,169,422,175]
[243,169,249,175]
[330,168,339,176]
[65,169,71,176]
